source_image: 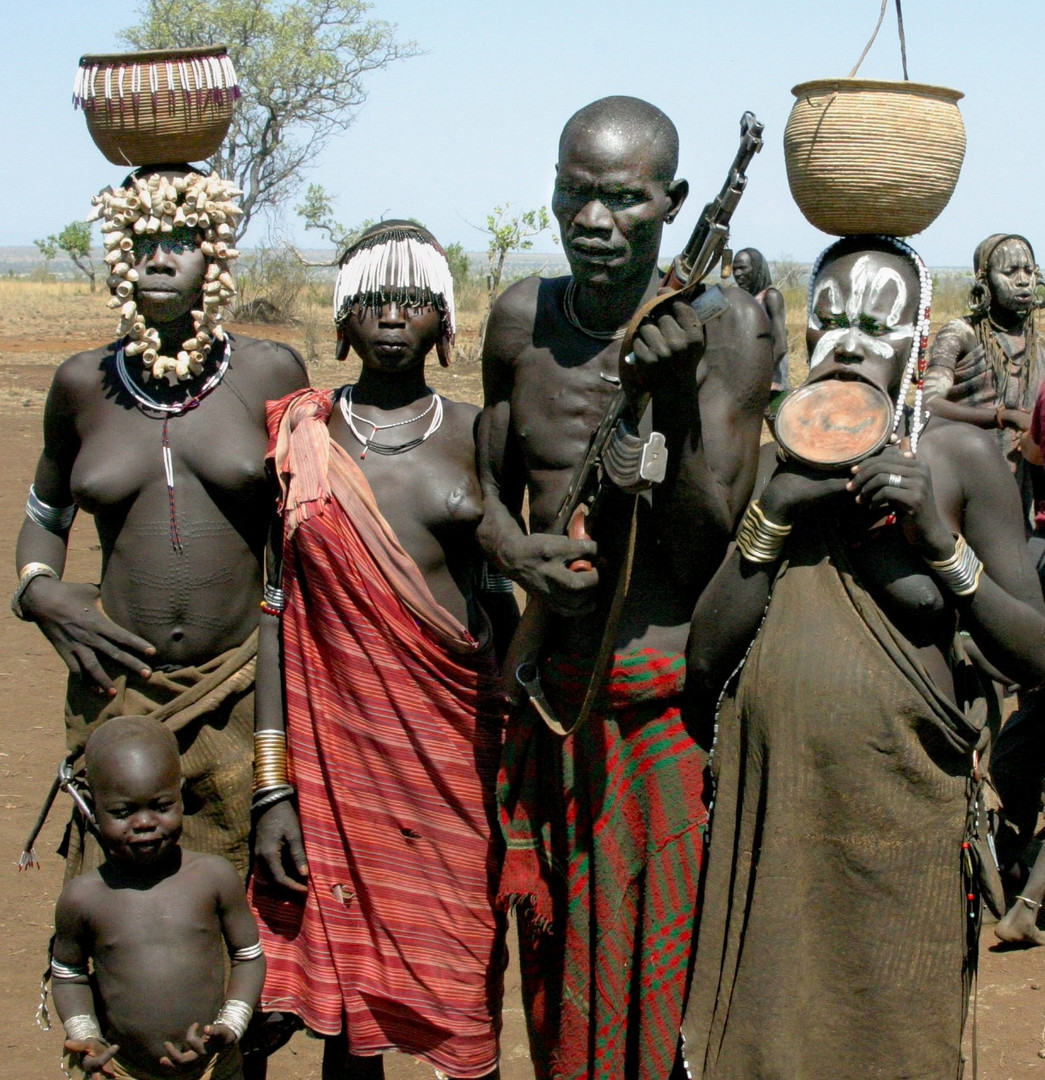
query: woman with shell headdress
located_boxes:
[13,161,307,888]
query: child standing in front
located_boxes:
[50,716,265,1079]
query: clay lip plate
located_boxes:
[775,379,893,470]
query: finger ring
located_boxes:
[888,473,903,488]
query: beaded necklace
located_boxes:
[563,279,627,341]
[115,341,231,551]
[339,385,443,459]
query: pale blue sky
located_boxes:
[4,1,1040,268]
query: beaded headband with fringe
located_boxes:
[87,170,242,383]
[808,235,933,453]
[334,222,456,367]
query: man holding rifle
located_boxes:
[478,95,772,1079]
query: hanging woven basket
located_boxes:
[784,78,965,237]
[74,45,239,167]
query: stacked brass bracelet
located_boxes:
[252,730,295,813]
[260,583,285,618]
[925,533,983,596]
[735,500,792,564]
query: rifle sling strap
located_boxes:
[553,493,639,738]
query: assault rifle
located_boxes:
[508,112,765,733]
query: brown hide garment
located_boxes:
[62,633,257,879]
[681,519,991,1080]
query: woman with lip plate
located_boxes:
[924,233,1045,529]
[13,165,307,881]
[679,235,1045,1079]
[249,222,514,1080]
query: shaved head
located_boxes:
[559,96,679,182]
[85,716,180,793]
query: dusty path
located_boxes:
[1,292,1044,1077]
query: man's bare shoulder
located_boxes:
[484,275,562,366]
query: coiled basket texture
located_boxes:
[784,78,966,237]
[74,45,238,167]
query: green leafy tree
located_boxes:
[34,223,98,290]
[33,235,58,274]
[121,0,420,239]
[473,204,553,356]
[444,241,472,293]
[294,183,376,260]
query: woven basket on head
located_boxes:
[74,45,239,167]
[784,78,965,237]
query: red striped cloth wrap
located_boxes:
[498,648,709,1080]
[250,389,505,1078]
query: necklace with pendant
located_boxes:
[115,341,230,552]
[339,385,443,458]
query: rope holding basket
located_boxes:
[783,0,966,237]
[74,44,239,167]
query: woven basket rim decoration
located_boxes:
[784,77,966,238]
[74,44,239,168]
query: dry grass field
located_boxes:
[5,271,1045,1080]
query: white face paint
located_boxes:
[807,254,914,370]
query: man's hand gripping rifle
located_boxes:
[508,112,765,732]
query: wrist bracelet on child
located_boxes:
[212,999,253,1042]
[253,730,288,792]
[11,562,60,620]
[735,501,792,564]
[925,533,984,597]
[63,1014,103,1042]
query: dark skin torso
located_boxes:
[53,849,257,1078]
[327,387,485,631]
[479,271,771,657]
[17,333,308,676]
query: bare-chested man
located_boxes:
[13,166,307,883]
[478,97,772,1080]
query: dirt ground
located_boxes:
[2,287,1045,1078]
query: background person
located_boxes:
[924,233,1045,530]
[732,246,789,400]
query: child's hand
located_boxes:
[160,1022,226,1069]
[64,1037,119,1076]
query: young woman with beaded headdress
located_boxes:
[679,235,1045,1079]
[248,221,516,1080]
[13,164,307,886]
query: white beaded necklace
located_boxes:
[339,385,443,459]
